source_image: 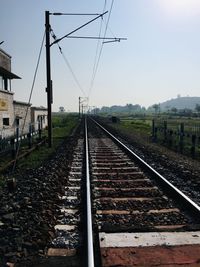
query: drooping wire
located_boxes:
[103,0,115,39]
[88,0,115,97]
[12,31,45,173]
[88,0,107,97]
[51,29,86,96]
[101,15,116,39]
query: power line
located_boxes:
[88,0,107,98]
[50,4,122,100]
[101,14,116,39]
[51,29,86,96]
[51,13,101,16]
[60,36,124,40]
[104,0,115,39]
[51,11,108,46]
[12,31,45,172]
[60,50,86,96]
[88,0,115,98]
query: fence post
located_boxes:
[152,119,157,142]
[0,136,2,151]
[169,130,173,147]
[38,119,42,140]
[163,121,167,143]
[191,134,196,159]
[179,123,184,154]
[11,137,15,159]
[16,125,19,153]
[28,124,32,149]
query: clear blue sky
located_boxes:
[1,0,200,112]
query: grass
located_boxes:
[0,113,79,174]
[111,118,151,137]
[107,114,200,159]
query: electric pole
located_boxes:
[79,96,81,119]
[45,10,126,148]
[45,11,53,147]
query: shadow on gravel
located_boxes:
[15,256,81,267]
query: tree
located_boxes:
[126,103,133,114]
[59,106,65,112]
[195,104,200,115]
[171,107,177,114]
[152,104,160,114]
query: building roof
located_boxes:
[13,100,31,106]
[0,48,11,58]
[31,106,47,111]
[0,66,21,79]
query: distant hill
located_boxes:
[95,104,144,114]
[93,97,200,115]
[158,96,200,111]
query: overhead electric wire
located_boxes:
[59,36,120,40]
[101,15,116,39]
[12,31,45,173]
[50,11,108,46]
[51,13,101,16]
[51,29,86,96]
[60,50,86,96]
[88,0,107,98]
[103,0,115,39]
[88,0,115,98]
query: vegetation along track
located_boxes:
[87,117,200,266]
[4,117,200,266]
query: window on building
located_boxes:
[0,76,10,91]
[0,76,3,90]
[3,118,9,126]
[3,78,8,90]
[16,118,20,126]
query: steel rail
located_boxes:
[91,118,200,216]
[85,118,95,267]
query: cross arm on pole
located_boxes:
[51,12,102,16]
[61,36,127,42]
[50,11,108,46]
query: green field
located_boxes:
[106,114,200,159]
[0,113,79,176]
[17,113,79,169]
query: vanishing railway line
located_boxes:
[48,117,200,267]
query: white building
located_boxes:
[31,106,48,132]
[0,48,47,139]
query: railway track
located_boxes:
[47,117,200,267]
[87,118,200,267]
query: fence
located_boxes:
[0,122,43,158]
[151,119,200,159]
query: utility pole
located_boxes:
[45,10,126,148]
[79,96,81,119]
[45,11,52,147]
[82,104,84,116]
[79,97,89,118]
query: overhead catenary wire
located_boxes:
[59,36,123,41]
[88,0,115,98]
[50,5,120,103]
[51,29,86,96]
[50,11,108,46]
[101,14,116,40]
[88,0,107,97]
[12,31,45,173]
[60,50,86,96]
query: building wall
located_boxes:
[13,102,31,136]
[0,49,41,139]
[0,89,15,137]
[31,108,48,131]
[0,49,11,71]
